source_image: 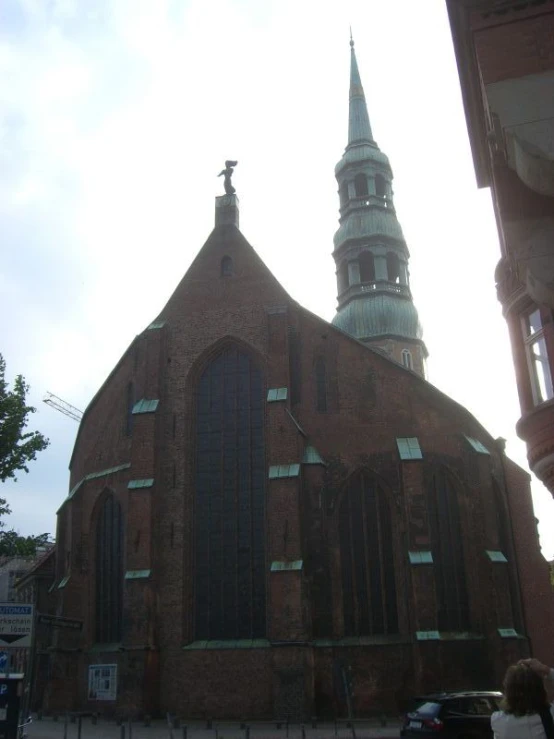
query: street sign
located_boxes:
[0,654,7,672]
[37,614,83,631]
[0,605,33,648]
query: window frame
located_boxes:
[401,349,413,370]
[522,307,554,406]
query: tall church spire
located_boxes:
[348,36,373,145]
[332,38,428,376]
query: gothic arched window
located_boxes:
[428,468,470,631]
[339,471,398,636]
[359,251,375,283]
[354,174,369,197]
[315,357,327,412]
[401,349,413,370]
[195,345,266,640]
[493,481,523,632]
[95,493,124,643]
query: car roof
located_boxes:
[415,691,502,701]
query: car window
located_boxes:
[466,697,496,715]
[413,701,441,716]
[443,699,464,716]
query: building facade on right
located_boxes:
[446,1,554,495]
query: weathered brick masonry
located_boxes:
[43,210,554,719]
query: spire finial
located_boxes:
[350,27,354,48]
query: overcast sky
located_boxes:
[2,0,553,557]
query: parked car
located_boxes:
[400,691,503,738]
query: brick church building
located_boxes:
[44,41,554,719]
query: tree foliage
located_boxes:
[0,353,49,483]
[0,530,51,557]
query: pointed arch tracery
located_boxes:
[95,491,124,643]
[428,467,470,631]
[338,470,398,636]
[194,343,266,640]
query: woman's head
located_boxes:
[502,662,549,716]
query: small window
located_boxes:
[375,174,386,198]
[359,251,375,283]
[386,252,400,284]
[221,255,233,277]
[522,308,553,405]
[401,349,413,370]
[354,173,368,197]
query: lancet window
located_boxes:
[194,345,266,640]
[95,493,124,643]
[339,470,398,636]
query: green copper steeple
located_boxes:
[332,38,428,376]
[348,35,373,145]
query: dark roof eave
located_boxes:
[446,0,492,189]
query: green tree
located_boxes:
[0,530,51,557]
[0,353,49,483]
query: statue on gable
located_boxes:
[218,160,238,195]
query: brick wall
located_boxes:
[45,221,554,718]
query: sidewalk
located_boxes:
[27,718,402,739]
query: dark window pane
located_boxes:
[339,471,398,636]
[428,469,470,631]
[194,346,266,639]
[95,494,123,643]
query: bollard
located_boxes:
[63,714,68,739]
[301,724,306,739]
[128,717,133,739]
[312,717,317,729]
[215,726,219,739]
[173,716,180,730]
[120,724,126,739]
[37,710,43,721]
[206,718,212,730]
[334,719,337,738]
[77,715,82,739]
[182,725,188,739]
[286,719,289,738]
[351,723,356,739]
[144,715,151,727]
[380,714,386,727]
[71,714,76,724]
[245,726,250,739]
[92,713,98,725]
